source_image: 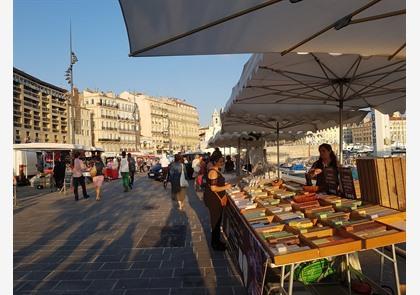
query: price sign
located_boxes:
[324,167,339,194]
[338,167,357,199]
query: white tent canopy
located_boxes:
[13,143,89,151]
[225,52,405,115]
[222,111,368,134]
[119,0,405,58]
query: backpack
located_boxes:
[294,259,335,285]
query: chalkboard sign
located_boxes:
[324,167,339,194]
[338,167,357,199]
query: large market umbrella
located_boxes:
[119,0,405,58]
[224,52,405,162]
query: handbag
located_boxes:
[215,191,228,207]
[90,165,97,177]
[180,164,189,188]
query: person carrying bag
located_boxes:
[169,154,188,211]
[203,154,231,251]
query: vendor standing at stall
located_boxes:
[203,154,232,251]
[306,143,339,194]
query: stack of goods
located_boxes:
[304,234,357,248]
[274,190,296,200]
[276,211,306,225]
[235,199,258,210]
[288,224,334,237]
[292,200,321,212]
[334,199,362,212]
[255,225,312,255]
[304,205,335,218]
[283,181,304,192]
[318,195,362,212]
[341,220,405,248]
[350,205,403,220]
[266,203,293,215]
[293,192,318,203]
[258,198,281,207]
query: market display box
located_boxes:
[350,204,405,221]
[253,223,320,265]
[339,220,406,249]
[301,229,362,257]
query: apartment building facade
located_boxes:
[82,90,139,153]
[389,115,406,145]
[120,92,200,153]
[13,68,68,144]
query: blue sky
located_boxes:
[13,0,250,126]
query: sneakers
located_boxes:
[84,195,90,199]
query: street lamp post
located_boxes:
[64,21,78,144]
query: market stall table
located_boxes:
[221,177,405,295]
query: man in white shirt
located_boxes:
[119,151,130,192]
[72,151,90,201]
[160,154,170,182]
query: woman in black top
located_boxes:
[306,143,339,193]
[203,154,232,251]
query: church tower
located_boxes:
[212,109,221,128]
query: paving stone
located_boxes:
[110,269,142,279]
[174,268,204,278]
[87,279,118,291]
[100,262,133,270]
[114,278,150,289]
[131,260,161,269]
[171,288,207,295]
[20,271,52,281]
[16,280,60,292]
[125,289,170,295]
[53,280,92,291]
[149,278,182,288]
[48,271,88,281]
[84,270,113,280]
[141,268,173,278]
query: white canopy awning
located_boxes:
[13,143,89,152]
[222,111,368,134]
[119,0,405,58]
[225,52,405,115]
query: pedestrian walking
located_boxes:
[160,154,170,182]
[90,155,105,201]
[146,158,152,171]
[168,154,189,211]
[53,156,66,190]
[71,151,90,201]
[119,151,130,192]
[203,154,231,251]
[127,153,136,189]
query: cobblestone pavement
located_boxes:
[13,174,406,295]
[14,174,246,295]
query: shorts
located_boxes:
[92,175,104,187]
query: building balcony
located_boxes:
[23,90,39,99]
[101,127,118,131]
[97,102,119,109]
[34,126,41,131]
[13,110,22,116]
[98,138,121,142]
[43,127,50,132]
[13,98,21,105]
[33,116,41,121]
[23,101,39,109]
[24,124,32,129]
[14,122,22,128]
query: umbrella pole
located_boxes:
[237,138,241,176]
[276,121,280,179]
[339,84,344,165]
